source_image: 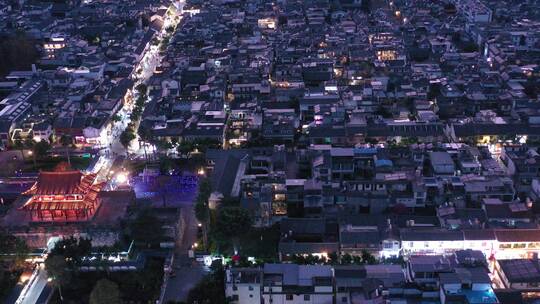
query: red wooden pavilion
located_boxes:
[20,169,105,222]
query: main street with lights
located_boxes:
[12,3,185,304]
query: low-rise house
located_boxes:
[430,151,455,175]
[406,255,453,287]
[496,259,540,291]
[225,268,262,304]
[262,264,334,304]
[279,217,339,261]
[482,199,534,228]
[32,122,53,142]
[439,264,497,304]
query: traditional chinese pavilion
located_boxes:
[20,168,105,222]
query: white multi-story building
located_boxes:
[262,264,334,304]
[452,0,492,23]
[225,268,262,304]
[226,264,335,304]
[401,228,540,260]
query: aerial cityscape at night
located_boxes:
[0,0,540,303]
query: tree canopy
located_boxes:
[214,206,252,239]
[120,129,136,149]
[49,237,92,266]
[60,134,73,147]
[45,237,92,290]
[89,279,121,304]
[194,178,211,224]
[135,83,148,96]
[33,140,51,159]
[186,263,226,304]
[128,210,164,247]
[45,255,73,287]
[0,34,39,78]
[0,230,28,256]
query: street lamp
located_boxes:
[28,150,37,168]
[116,172,128,184]
[197,168,205,176]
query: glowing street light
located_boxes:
[116,172,128,184]
[197,168,205,176]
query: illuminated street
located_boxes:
[3,0,540,303]
[96,3,183,179]
[15,265,50,304]
[162,205,207,302]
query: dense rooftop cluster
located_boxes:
[160,0,540,303]
[0,0,173,148]
[137,0,540,153]
[1,0,540,303]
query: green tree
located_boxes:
[195,200,209,224]
[186,263,226,304]
[129,211,164,247]
[0,230,29,266]
[327,252,338,265]
[138,123,152,159]
[45,255,72,301]
[12,139,25,162]
[341,253,352,264]
[305,254,320,265]
[49,237,92,266]
[59,134,72,165]
[0,232,28,300]
[195,178,212,248]
[33,140,51,159]
[135,83,148,96]
[214,207,252,250]
[120,129,136,150]
[111,114,122,122]
[361,250,377,264]
[89,279,121,304]
[130,110,141,122]
[135,96,146,108]
[45,236,92,301]
[198,178,212,198]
